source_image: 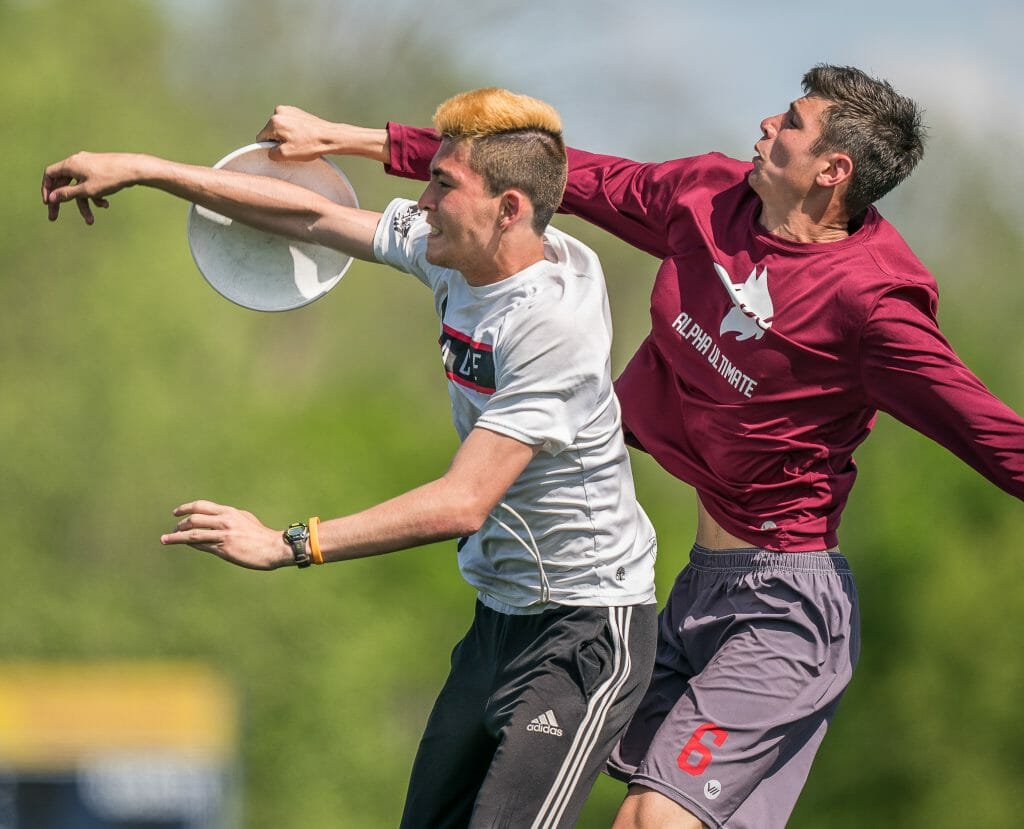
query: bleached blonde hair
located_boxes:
[433,88,567,233]
[434,87,563,137]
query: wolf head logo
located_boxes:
[714,262,774,341]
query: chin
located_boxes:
[423,239,442,266]
[424,248,447,268]
[746,170,766,198]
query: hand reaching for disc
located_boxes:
[256,105,337,161]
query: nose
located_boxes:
[416,182,435,212]
[759,113,781,139]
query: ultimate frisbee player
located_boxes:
[256,64,1024,828]
[42,88,659,828]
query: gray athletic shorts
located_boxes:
[608,546,860,829]
[401,599,658,829]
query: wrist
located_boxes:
[131,153,173,187]
[282,522,312,568]
[275,538,298,569]
[333,124,389,162]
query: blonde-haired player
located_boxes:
[43,88,658,827]
[432,87,566,236]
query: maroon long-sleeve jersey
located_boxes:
[385,124,1024,551]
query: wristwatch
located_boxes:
[283,522,312,568]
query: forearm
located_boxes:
[256,106,392,164]
[134,154,380,259]
[314,476,484,564]
[315,427,539,564]
[321,123,391,164]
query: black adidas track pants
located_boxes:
[400,599,657,828]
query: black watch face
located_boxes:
[285,524,310,566]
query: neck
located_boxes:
[463,235,546,287]
[757,203,850,243]
[757,204,851,242]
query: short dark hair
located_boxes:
[803,64,927,216]
[433,88,567,234]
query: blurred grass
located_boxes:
[2,2,1022,827]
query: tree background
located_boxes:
[3,1,1022,826]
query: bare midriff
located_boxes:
[695,497,839,553]
[695,497,756,550]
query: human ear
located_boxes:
[817,153,853,189]
[498,191,524,228]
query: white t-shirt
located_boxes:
[374,198,656,611]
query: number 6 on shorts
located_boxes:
[677,723,729,776]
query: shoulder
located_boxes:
[499,265,611,363]
[374,198,455,289]
[851,208,939,304]
[804,209,940,340]
[378,198,427,244]
[700,151,753,177]
[542,225,605,277]
[639,152,754,199]
[659,153,755,224]
[538,227,611,321]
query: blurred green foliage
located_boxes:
[2,1,1022,827]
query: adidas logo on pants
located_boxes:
[527,709,564,736]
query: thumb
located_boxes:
[49,182,86,204]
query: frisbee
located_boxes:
[187,141,358,312]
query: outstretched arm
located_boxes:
[259,110,692,260]
[42,151,382,260]
[862,291,1024,500]
[160,426,540,569]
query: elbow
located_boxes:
[437,483,495,538]
[445,501,490,538]
[429,464,516,539]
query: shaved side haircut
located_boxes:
[433,88,567,233]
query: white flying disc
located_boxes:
[187,141,359,312]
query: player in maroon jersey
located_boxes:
[253,65,1023,828]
